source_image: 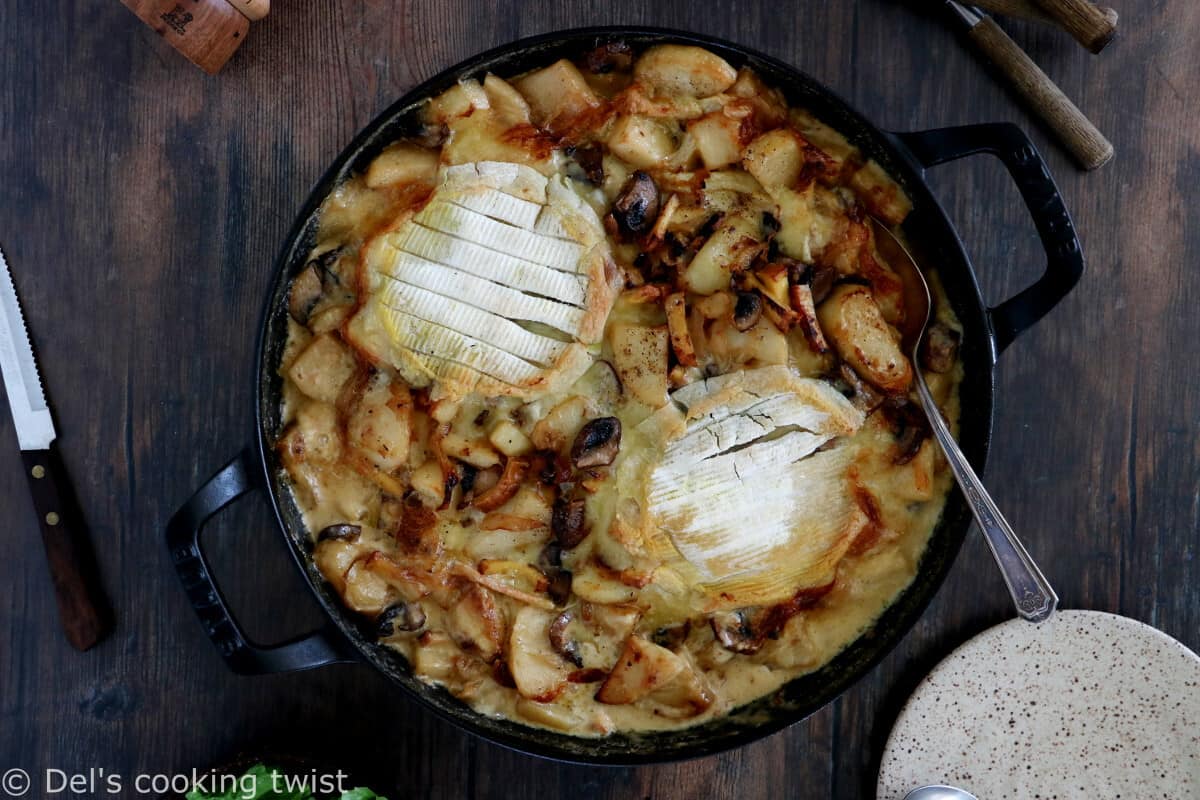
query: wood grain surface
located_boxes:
[0,2,1196,798]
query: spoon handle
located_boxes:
[914,376,1058,622]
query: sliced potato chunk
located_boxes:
[687,112,743,170]
[595,635,685,705]
[509,606,573,701]
[609,323,669,407]
[682,210,762,295]
[287,333,359,405]
[818,284,912,393]
[515,59,600,130]
[633,45,737,98]
[606,115,678,170]
[664,292,697,367]
[447,584,505,661]
[742,129,804,188]
[488,419,533,457]
[347,371,412,472]
[365,144,439,189]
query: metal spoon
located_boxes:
[870,219,1057,623]
[904,785,979,800]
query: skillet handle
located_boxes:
[896,123,1084,354]
[165,451,356,675]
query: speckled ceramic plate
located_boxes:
[877,610,1200,799]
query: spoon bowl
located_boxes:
[870,219,1058,623]
[903,785,979,800]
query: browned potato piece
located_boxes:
[515,59,600,130]
[742,129,805,188]
[286,401,343,464]
[365,143,439,189]
[530,396,597,452]
[687,112,743,170]
[682,211,762,295]
[849,160,913,226]
[313,538,361,595]
[606,115,677,170]
[427,79,489,124]
[482,73,532,126]
[509,606,573,701]
[818,284,912,393]
[447,584,505,662]
[633,45,737,98]
[596,636,686,705]
[609,323,669,407]
[347,372,412,472]
[664,292,697,367]
[287,333,359,404]
[341,556,397,615]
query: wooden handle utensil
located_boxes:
[225,0,270,22]
[1029,0,1118,53]
[948,3,1113,170]
[971,0,1118,47]
[118,0,250,74]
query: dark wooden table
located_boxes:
[2,2,1197,798]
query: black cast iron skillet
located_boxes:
[166,27,1083,764]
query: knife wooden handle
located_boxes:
[971,0,1118,36]
[22,447,111,651]
[968,17,1113,170]
[1029,0,1118,53]
[118,0,250,74]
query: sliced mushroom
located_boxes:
[921,322,961,374]
[583,40,634,74]
[883,399,931,465]
[377,601,427,637]
[288,263,325,324]
[548,610,584,667]
[709,609,762,654]
[567,142,606,185]
[839,363,886,415]
[611,171,661,237]
[733,291,763,331]
[571,417,622,469]
[552,495,588,549]
[317,523,361,543]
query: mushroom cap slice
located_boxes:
[345,161,620,401]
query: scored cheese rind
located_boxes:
[619,366,868,611]
[377,281,568,365]
[343,161,619,400]
[369,253,585,332]
[391,227,587,306]
[415,202,585,273]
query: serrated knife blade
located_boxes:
[0,244,110,651]
[0,247,56,450]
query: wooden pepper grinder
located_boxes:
[119,0,270,74]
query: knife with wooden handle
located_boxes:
[0,246,111,651]
[946,1,1114,170]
